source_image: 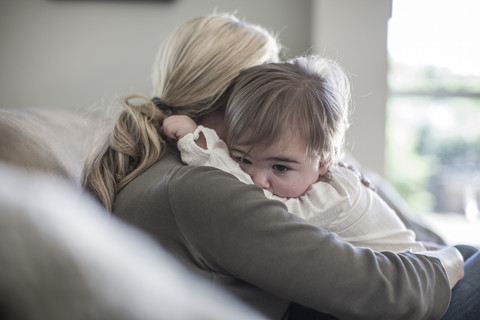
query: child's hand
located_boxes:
[163,115,198,141]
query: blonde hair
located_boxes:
[83,13,281,211]
[225,55,351,169]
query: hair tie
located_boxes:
[151,97,170,112]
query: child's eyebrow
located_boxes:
[230,148,250,156]
[266,156,300,164]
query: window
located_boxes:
[386,0,480,226]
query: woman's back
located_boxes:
[112,147,450,319]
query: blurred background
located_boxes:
[385,0,480,246]
[1,0,479,246]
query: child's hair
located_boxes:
[225,55,351,169]
[83,13,281,211]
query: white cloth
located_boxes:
[178,126,426,252]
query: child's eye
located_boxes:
[234,157,252,165]
[273,165,290,173]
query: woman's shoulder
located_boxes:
[157,149,235,178]
[114,150,254,221]
[150,150,253,198]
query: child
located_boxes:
[163,55,426,252]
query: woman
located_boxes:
[83,13,466,319]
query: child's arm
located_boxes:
[317,166,426,252]
[163,116,254,185]
[163,115,206,149]
[270,166,426,253]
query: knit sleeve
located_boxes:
[167,164,450,319]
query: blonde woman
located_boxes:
[83,13,463,320]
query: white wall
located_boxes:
[312,0,392,176]
[0,0,311,110]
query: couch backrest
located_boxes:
[0,107,113,185]
[0,161,267,320]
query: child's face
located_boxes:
[230,133,328,198]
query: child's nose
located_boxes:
[251,171,270,190]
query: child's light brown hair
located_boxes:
[225,55,351,169]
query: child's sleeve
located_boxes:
[326,167,427,252]
[268,166,426,253]
[176,126,253,185]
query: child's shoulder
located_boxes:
[326,164,365,191]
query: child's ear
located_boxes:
[318,162,329,176]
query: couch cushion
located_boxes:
[0,163,266,320]
[0,107,112,185]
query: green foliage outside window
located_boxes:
[386,62,480,214]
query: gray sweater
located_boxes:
[113,148,450,320]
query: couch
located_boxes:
[0,106,444,319]
[0,107,270,319]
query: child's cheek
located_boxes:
[278,180,304,198]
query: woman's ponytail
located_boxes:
[82,13,281,211]
[83,94,168,211]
